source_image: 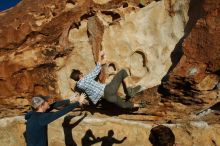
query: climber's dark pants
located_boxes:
[103,69,134,109]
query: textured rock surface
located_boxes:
[0,0,190,117]
[0,0,220,145]
[1,116,220,146]
[161,0,220,108]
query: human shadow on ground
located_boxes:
[81,129,127,146]
[99,130,127,146]
[62,113,87,146]
[81,129,100,146]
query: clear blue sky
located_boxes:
[0,0,21,11]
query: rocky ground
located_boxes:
[0,0,219,145]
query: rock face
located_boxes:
[0,0,190,117]
[0,0,220,145]
[161,0,220,107]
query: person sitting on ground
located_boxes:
[70,50,145,109]
[149,125,175,146]
[25,94,87,146]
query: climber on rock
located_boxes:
[70,50,145,109]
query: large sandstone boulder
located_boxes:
[0,0,219,145]
[161,0,220,107]
[0,0,190,117]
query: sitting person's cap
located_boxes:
[31,96,45,109]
